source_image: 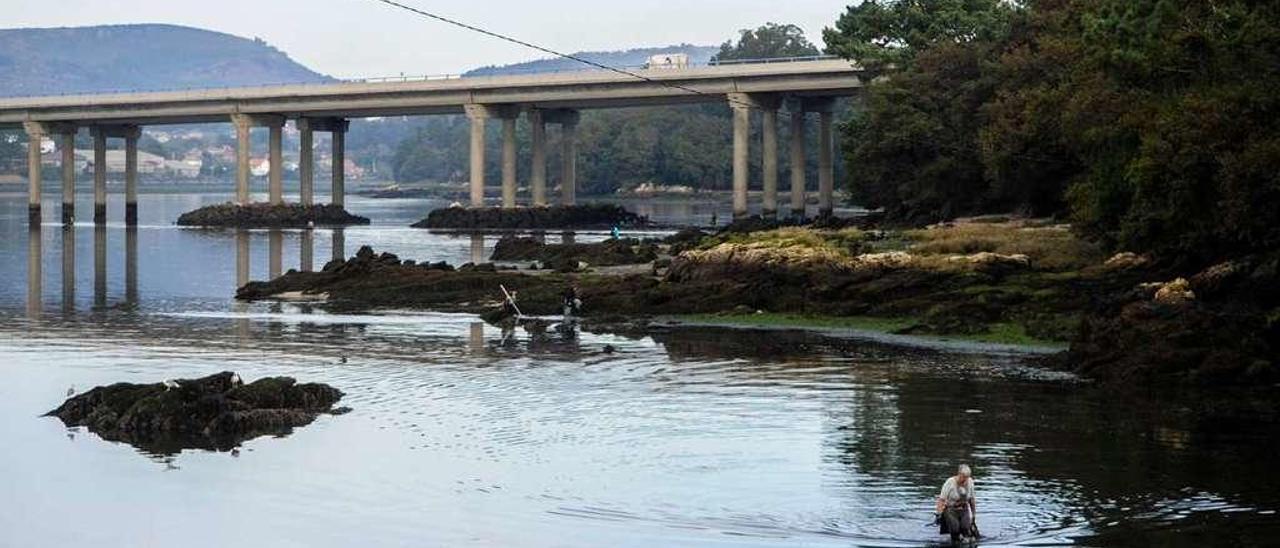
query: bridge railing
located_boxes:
[0,55,850,100]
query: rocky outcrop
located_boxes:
[1066,254,1280,386]
[45,372,346,454]
[176,203,370,228]
[411,204,647,229]
[490,235,658,271]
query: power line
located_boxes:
[365,0,765,111]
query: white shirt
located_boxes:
[939,476,975,506]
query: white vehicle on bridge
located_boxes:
[644,53,689,70]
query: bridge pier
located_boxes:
[529,109,547,206]
[231,114,285,206]
[730,99,750,219]
[91,128,107,224]
[298,120,314,206]
[125,129,139,225]
[817,106,835,219]
[761,104,780,220]
[296,117,349,207]
[502,115,518,208]
[789,108,807,220]
[60,130,76,225]
[464,105,490,207]
[269,123,284,205]
[545,109,580,207]
[332,120,348,207]
[22,122,44,226]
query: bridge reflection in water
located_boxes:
[25,225,354,318]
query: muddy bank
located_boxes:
[177,203,370,228]
[490,235,659,270]
[412,204,648,229]
[45,372,346,454]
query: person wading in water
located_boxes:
[935,464,978,543]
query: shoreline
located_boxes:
[651,313,1067,355]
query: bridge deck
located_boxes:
[0,59,862,127]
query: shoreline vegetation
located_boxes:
[234,213,1277,390]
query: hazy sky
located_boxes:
[5,0,851,77]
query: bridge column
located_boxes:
[22,122,44,226]
[761,105,780,220]
[728,95,752,219]
[232,115,252,205]
[297,119,315,206]
[464,104,490,208]
[124,126,140,225]
[59,130,76,225]
[268,229,283,279]
[789,108,807,220]
[500,110,519,208]
[268,121,284,206]
[560,112,580,206]
[529,109,547,206]
[818,107,835,218]
[91,128,107,224]
[331,119,349,207]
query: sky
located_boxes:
[3,0,852,78]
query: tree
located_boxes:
[712,23,820,62]
[825,0,1017,69]
[827,0,1020,222]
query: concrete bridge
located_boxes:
[1,57,863,226]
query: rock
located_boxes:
[1153,277,1195,304]
[176,202,370,228]
[44,372,345,454]
[411,204,648,229]
[1104,252,1151,271]
[490,235,657,267]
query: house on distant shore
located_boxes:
[40,149,203,178]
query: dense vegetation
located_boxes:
[826,0,1280,265]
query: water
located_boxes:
[1,189,1277,547]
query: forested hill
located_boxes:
[0,24,331,97]
[464,45,719,76]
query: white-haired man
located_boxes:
[935,464,978,543]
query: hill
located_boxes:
[464,45,719,77]
[0,24,331,97]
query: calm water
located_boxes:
[1,189,1277,547]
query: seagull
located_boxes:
[66,385,75,398]
[163,379,180,392]
[231,373,243,386]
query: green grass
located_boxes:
[671,313,1067,349]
